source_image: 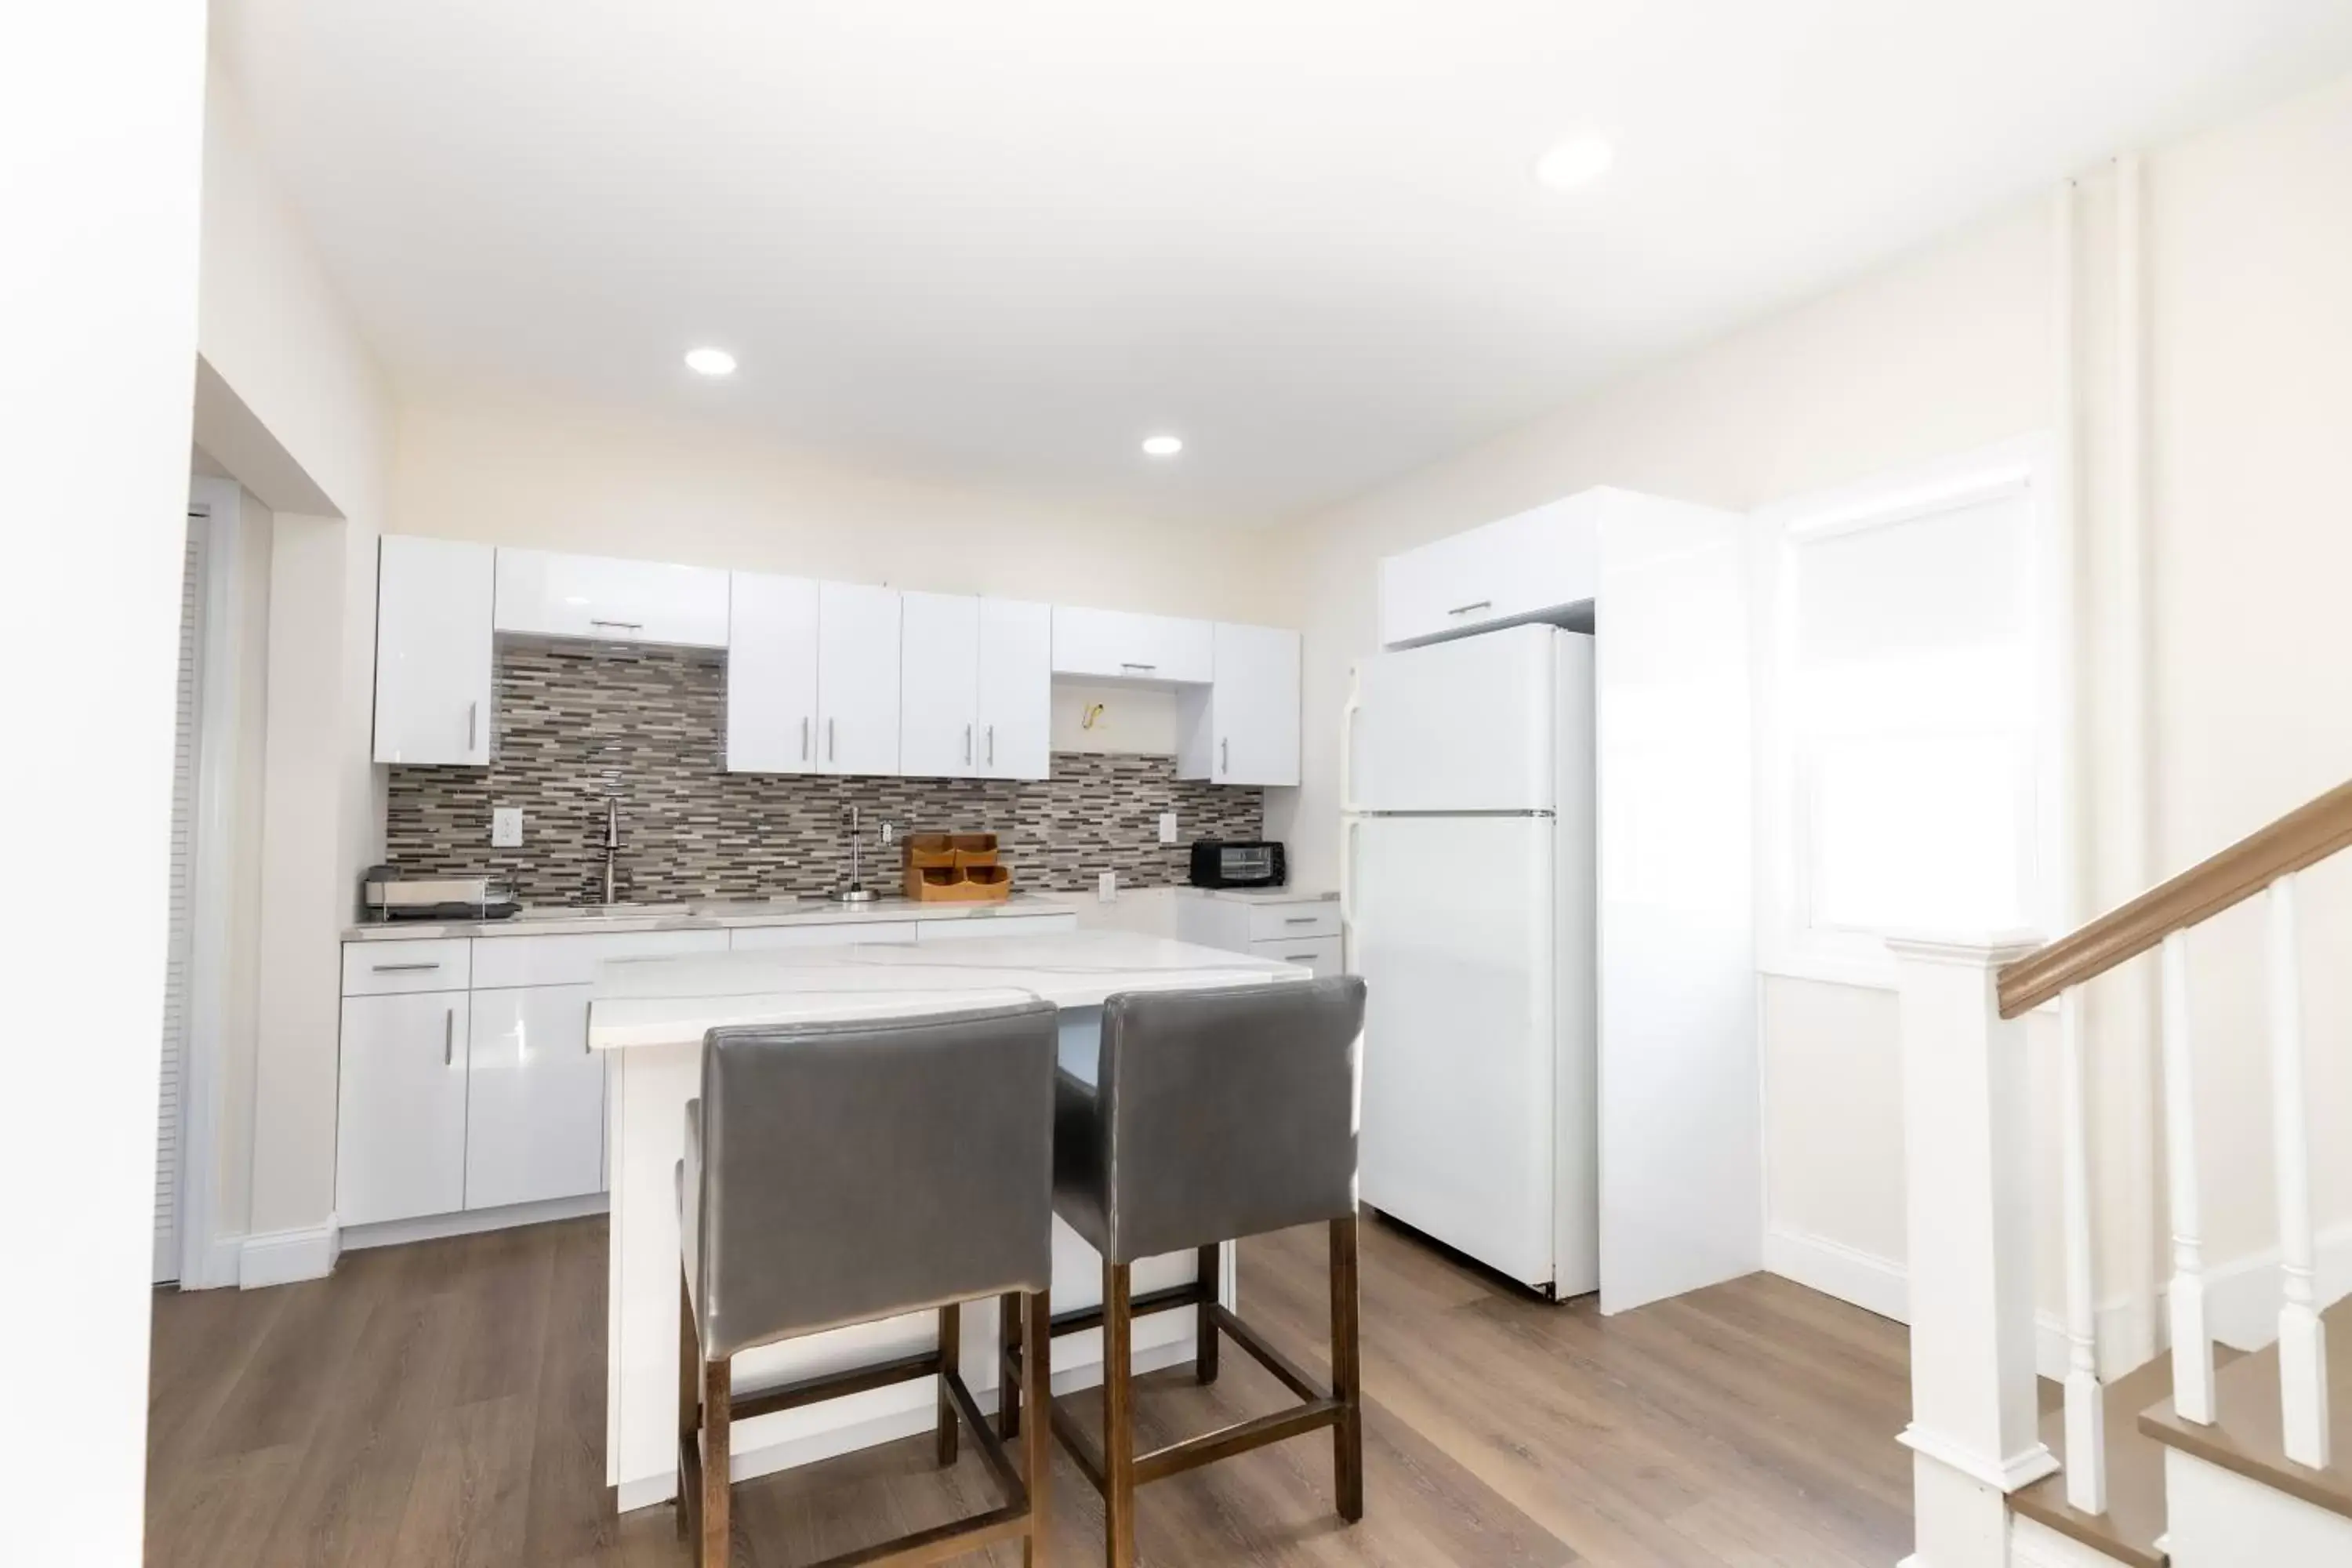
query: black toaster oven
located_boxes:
[1188,839,1287,889]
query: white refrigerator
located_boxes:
[1340,625,1598,1297]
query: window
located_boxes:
[1758,440,2064,986]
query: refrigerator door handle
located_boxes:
[1338,664,1364,815]
[1339,816,1362,970]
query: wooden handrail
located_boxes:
[1998,777,2352,1018]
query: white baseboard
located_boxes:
[239,1219,341,1289]
[194,1233,245,1290]
[340,1192,608,1254]
[2012,1515,2128,1568]
[1762,1225,1908,1323]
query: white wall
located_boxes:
[391,388,1288,627]
[0,1,209,1557]
[1265,194,2056,1308]
[198,62,394,1248]
[1268,63,2352,1332]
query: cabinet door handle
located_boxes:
[1446,600,1493,618]
[589,619,644,632]
[1286,953,1320,963]
[1120,662,1156,673]
[444,1007,455,1066]
[987,725,995,767]
[829,718,837,761]
[1220,737,1229,775]
[467,700,479,753]
[801,715,810,762]
[964,724,972,766]
[371,960,441,973]
[1283,915,1319,925]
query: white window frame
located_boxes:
[1753,436,2070,990]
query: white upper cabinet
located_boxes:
[899,591,982,778]
[725,572,821,773]
[1050,605,1213,684]
[902,593,1052,780]
[1178,622,1301,787]
[817,581,901,775]
[375,534,495,765]
[976,597,1051,779]
[494,547,729,648]
[1377,492,1602,648]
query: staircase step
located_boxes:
[2015,1349,2242,1568]
[2139,1298,2352,1526]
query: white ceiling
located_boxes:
[216,1,2352,526]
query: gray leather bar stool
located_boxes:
[676,1001,1059,1568]
[1033,976,1369,1568]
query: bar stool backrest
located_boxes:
[1090,976,1367,1264]
[691,1000,1058,1359]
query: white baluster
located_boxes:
[2057,988,2107,1512]
[2160,931,2215,1424]
[2267,875,2332,1468]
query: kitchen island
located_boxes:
[588,928,1310,1511]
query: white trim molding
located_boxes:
[239,1219,340,1289]
[341,1193,608,1254]
[1763,1225,1908,1323]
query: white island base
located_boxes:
[590,931,1307,1512]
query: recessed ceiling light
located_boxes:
[684,347,737,376]
[1534,136,1614,192]
[1142,434,1183,457]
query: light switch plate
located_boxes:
[1098,870,1117,903]
[1158,811,1178,844]
[491,807,524,848]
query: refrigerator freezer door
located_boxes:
[1348,625,1559,814]
[1352,814,1559,1289]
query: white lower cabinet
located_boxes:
[464,985,608,1211]
[1174,891,1345,978]
[338,990,471,1226]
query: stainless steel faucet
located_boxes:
[830,803,880,903]
[602,796,621,906]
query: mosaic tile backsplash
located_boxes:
[384,643,1264,906]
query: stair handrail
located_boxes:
[1998,776,2352,1018]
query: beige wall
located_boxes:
[1268,63,2352,1334]
[391,389,1287,627]
[199,63,394,1244]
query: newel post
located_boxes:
[1887,933,2057,1568]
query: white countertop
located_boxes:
[586,929,1305,1051]
[343,891,1067,942]
[1171,886,1338,904]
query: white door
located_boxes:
[374,535,494,765]
[465,985,608,1211]
[1595,499,1758,1314]
[336,991,470,1225]
[725,572,821,773]
[1349,815,1559,1289]
[900,591,981,779]
[818,583,902,775]
[1348,624,1560,813]
[976,598,1051,779]
[493,549,730,647]
[1208,623,1299,786]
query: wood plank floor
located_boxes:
[146,1214,1913,1566]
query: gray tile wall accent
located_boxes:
[384,642,1265,905]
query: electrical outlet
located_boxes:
[491,807,524,848]
[1098,870,1118,903]
[1158,811,1178,844]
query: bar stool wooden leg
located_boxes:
[676,1272,699,1541]
[1103,1260,1137,1568]
[1330,1214,1364,1522]
[1023,1288,1052,1568]
[1195,1243,1221,1385]
[937,1301,962,1467]
[999,1290,1025,1439]
[699,1358,732,1568]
